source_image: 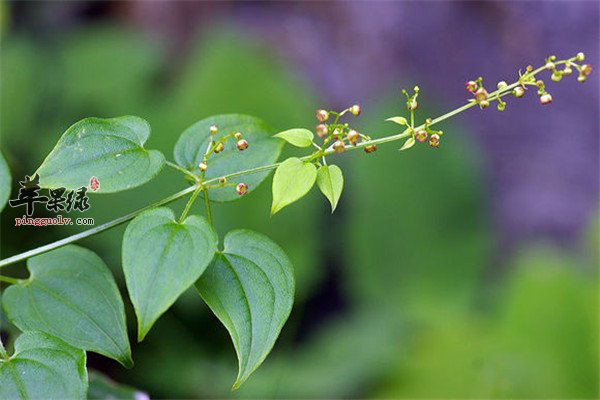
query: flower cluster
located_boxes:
[314,105,377,154]
[200,124,251,196]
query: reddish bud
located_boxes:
[236,183,248,196]
[581,64,593,76]
[347,130,360,145]
[415,130,428,142]
[539,93,553,105]
[429,133,440,148]
[234,132,243,140]
[316,109,329,122]
[316,124,328,138]
[236,139,249,151]
[209,125,218,135]
[474,88,488,102]
[350,104,361,116]
[364,144,377,153]
[465,81,478,93]
[333,140,345,153]
[214,142,225,153]
[219,177,227,185]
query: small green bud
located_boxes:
[219,177,227,185]
[408,99,418,111]
[214,142,225,153]
[545,62,555,71]
[576,52,585,61]
[234,132,243,140]
[349,104,361,116]
[497,81,508,89]
[551,72,562,82]
[578,75,587,83]
[209,125,218,135]
[563,66,573,75]
[479,100,490,109]
[497,102,506,111]
[199,162,208,171]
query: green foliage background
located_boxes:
[1,24,598,398]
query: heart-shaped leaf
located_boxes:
[0,151,11,212]
[271,157,317,215]
[122,207,218,341]
[273,128,314,148]
[0,331,87,399]
[2,245,133,367]
[195,229,294,389]
[316,164,344,212]
[173,114,283,201]
[35,116,165,193]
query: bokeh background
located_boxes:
[1,1,598,398]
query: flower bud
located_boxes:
[426,118,433,124]
[316,124,328,138]
[429,133,440,148]
[497,102,506,111]
[350,104,361,116]
[199,162,208,171]
[364,144,377,153]
[347,130,360,145]
[234,132,243,140]
[236,139,249,151]
[415,130,428,142]
[408,99,418,111]
[214,142,225,153]
[465,81,478,93]
[209,125,218,135]
[497,81,508,90]
[219,177,227,185]
[526,65,534,72]
[545,62,555,71]
[551,72,562,82]
[333,140,345,153]
[512,87,525,98]
[539,93,553,105]
[316,109,329,122]
[236,182,248,196]
[576,52,585,61]
[563,66,573,75]
[474,88,488,101]
[578,75,587,83]
[581,64,593,76]
[479,100,490,109]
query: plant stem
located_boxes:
[203,188,213,226]
[0,186,196,268]
[0,275,20,284]
[0,59,563,269]
[178,185,203,223]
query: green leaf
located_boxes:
[0,331,87,399]
[0,151,11,212]
[174,114,283,201]
[2,245,133,367]
[386,116,408,126]
[122,207,218,341]
[399,137,416,151]
[271,157,317,215]
[273,128,314,148]
[316,165,344,212]
[88,370,149,400]
[195,229,294,389]
[34,116,165,193]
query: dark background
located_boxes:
[1,1,598,398]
